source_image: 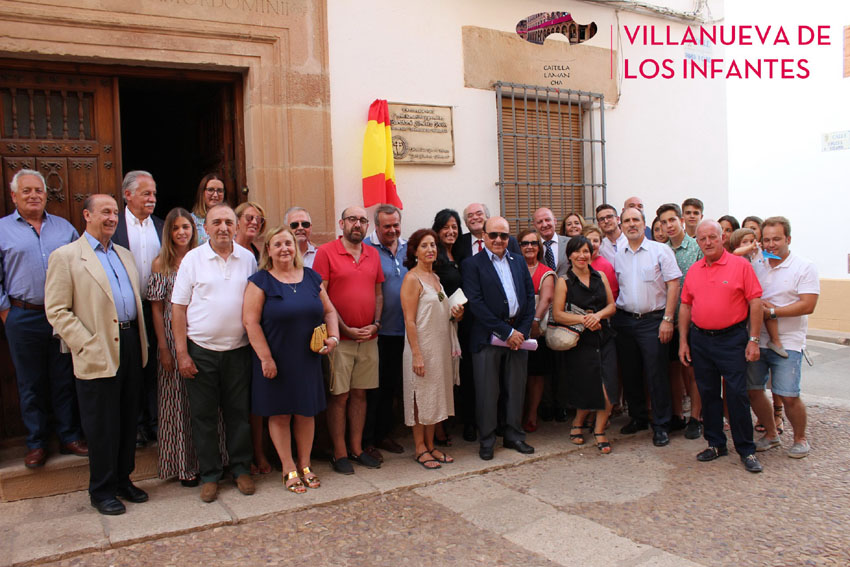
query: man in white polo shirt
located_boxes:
[747,216,819,459]
[172,204,258,502]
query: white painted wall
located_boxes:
[726,1,850,278]
[327,0,728,237]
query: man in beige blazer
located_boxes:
[45,194,149,516]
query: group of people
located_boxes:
[0,168,819,515]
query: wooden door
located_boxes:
[0,67,121,439]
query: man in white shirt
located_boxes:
[746,216,819,459]
[612,207,681,447]
[172,204,258,503]
[112,170,164,447]
[596,204,627,263]
[284,206,318,268]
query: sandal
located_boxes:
[252,461,272,475]
[570,425,586,445]
[523,420,538,433]
[300,466,320,489]
[284,470,306,493]
[594,432,612,454]
[429,448,454,463]
[415,451,441,470]
[754,420,766,433]
[774,405,785,435]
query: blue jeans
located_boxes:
[747,349,802,397]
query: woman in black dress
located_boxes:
[552,236,617,453]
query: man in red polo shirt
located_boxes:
[678,220,764,473]
[313,205,385,475]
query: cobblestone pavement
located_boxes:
[37,402,849,567]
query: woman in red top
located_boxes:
[582,225,619,300]
[518,229,557,432]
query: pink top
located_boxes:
[530,262,556,294]
[681,250,762,330]
[591,256,619,300]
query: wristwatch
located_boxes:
[769,307,776,320]
[533,317,542,322]
[749,336,760,344]
[662,315,673,323]
[373,320,382,330]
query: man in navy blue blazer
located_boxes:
[462,216,536,460]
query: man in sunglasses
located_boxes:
[462,216,536,461]
[284,206,317,268]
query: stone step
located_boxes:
[0,444,157,502]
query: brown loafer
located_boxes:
[200,481,218,503]
[24,448,47,468]
[235,474,255,496]
[60,440,89,457]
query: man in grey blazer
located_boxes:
[533,207,570,277]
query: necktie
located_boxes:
[475,239,483,254]
[544,240,556,270]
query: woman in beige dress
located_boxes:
[400,229,464,469]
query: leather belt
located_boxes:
[118,320,138,330]
[9,298,44,312]
[617,308,663,319]
[691,321,746,337]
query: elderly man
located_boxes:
[284,206,318,268]
[172,204,257,503]
[364,204,408,458]
[45,194,148,515]
[747,216,819,459]
[111,170,163,447]
[313,206,384,474]
[624,196,653,239]
[462,216,535,461]
[1,169,87,468]
[681,198,704,238]
[679,220,764,473]
[532,207,570,277]
[595,204,627,263]
[612,207,681,447]
[455,202,520,265]
[657,203,704,439]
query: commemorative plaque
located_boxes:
[388,103,454,165]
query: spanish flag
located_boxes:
[362,99,402,209]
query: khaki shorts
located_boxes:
[328,338,379,395]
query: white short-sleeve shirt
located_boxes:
[613,237,682,314]
[599,232,628,264]
[758,253,819,351]
[171,242,257,351]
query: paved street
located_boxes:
[3,339,848,566]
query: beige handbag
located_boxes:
[310,323,328,353]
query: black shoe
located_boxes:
[620,419,649,435]
[669,416,687,431]
[652,430,670,447]
[684,418,703,440]
[180,476,200,488]
[741,454,763,473]
[91,497,126,516]
[554,408,569,422]
[116,484,149,503]
[696,446,728,462]
[539,406,554,422]
[479,445,494,461]
[463,424,478,443]
[349,451,381,469]
[503,440,535,454]
[331,456,355,475]
[135,429,148,448]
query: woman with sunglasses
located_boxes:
[517,229,556,433]
[190,173,226,244]
[235,201,267,261]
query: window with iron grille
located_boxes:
[495,82,606,232]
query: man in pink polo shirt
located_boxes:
[313,205,385,475]
[679,220,764,473]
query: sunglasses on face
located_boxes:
[290,221,311,229]
[520,241,540,247]
[487,232,510,241]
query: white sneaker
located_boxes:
[755,436,780,452]
[788,440,810,459]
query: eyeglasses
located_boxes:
[205,187,225,195]
[519,241,539,247]
[596,214,616,223]
[242,213,265,226]
[343,216,369,225]
[487,232,510,241]
[290,221,312,229]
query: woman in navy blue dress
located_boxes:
[243,226,339,493]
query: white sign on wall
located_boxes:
[822,130,850,152]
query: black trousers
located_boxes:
[613,310,672,432]
[137,300,158,434]
[76,326,143,502]
[690,325,755,456]
[364,335,403,446]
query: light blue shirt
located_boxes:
[486,248,519,317]
[0,210,79,310]
[613,237,681,314]
[84,232,138,322]
[367,232,408,336]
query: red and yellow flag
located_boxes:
[362,99,402,209]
